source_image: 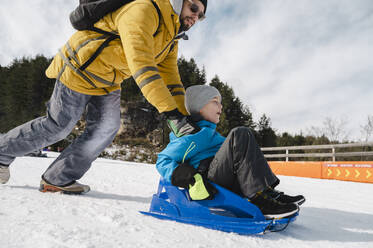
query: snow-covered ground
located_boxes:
[1,152,372,248]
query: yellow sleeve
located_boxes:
[157,41,188,115]
[116,2,177,113]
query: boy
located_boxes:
[156,85,305,219]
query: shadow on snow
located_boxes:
[263,206,373,242]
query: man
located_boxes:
[0,0,207,194]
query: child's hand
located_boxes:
[171,162,217,200]
[188,173,217,200]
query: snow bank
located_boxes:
[1,152,372,248]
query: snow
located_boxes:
[1,152,373,248]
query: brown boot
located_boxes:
[39,179,90,194]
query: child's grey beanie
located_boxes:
[185,85,221,115]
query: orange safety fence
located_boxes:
[268,161,373,184]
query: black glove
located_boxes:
[163,109,200,138]
[171,162,217,200]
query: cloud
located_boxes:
[0,1,75,64]
[181,0,373,140]
[0,0,372,141]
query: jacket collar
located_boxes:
[169,120,217,141]
[197,120,217,129]
[155,0,180,36]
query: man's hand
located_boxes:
[171,162,217,200]
[163,109,200,137]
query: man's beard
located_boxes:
[179,16,192,32]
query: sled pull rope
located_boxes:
[182,142,196,163]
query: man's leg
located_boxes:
[42,89,121,186]
[207,126,279,198]
[0,81,89,166]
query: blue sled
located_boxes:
[140,179,298,235]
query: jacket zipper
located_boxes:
[155,38,175,59]
[155,31,187,59]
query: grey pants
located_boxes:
[0,81,121,186]
[207,127,279,198]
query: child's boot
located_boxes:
[265,188,306,206]
[250,191,299,219]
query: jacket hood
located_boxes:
[169,0,183,15]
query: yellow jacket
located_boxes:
[46,0,187,114]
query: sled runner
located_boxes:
[140,179,298,235]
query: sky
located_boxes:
[1,153,373,247]
[0,0,372,141]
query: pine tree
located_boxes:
[0,65,8,122]
[210,76,255,136]
[178,57,206,88]
[256,114,277,147]
[0,56,54,133]
[121,77,142,102]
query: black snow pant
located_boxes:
[206,127,279,198]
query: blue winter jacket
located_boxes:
[156,120,226,182]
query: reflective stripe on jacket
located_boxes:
[156,120,226,182]
[46,0,187,114]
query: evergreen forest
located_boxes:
[1,55,370,162]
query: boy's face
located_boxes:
[199,96,222,124]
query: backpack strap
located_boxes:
[79,0,161,72]
[151,0,162,36]
[79,31,119,71]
